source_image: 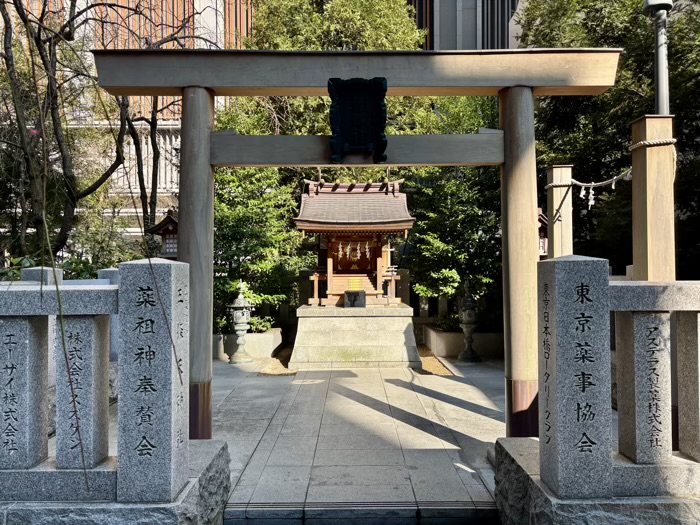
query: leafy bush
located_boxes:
[436,313,461,333]
[249,316,274,333]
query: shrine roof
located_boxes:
[294,181,415,234]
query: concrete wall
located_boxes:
[224,328,283,360]
[423,325,504,360]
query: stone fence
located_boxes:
[538,255,700,499]
[0,259,189,503]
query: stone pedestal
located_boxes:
[617,312,672,464]
[496,438,700,525]
[291,305,421,369]
[55,316,110,469]
[0,317,48,469]
[537,255,612,498]
[117,259,189,503]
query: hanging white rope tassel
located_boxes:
[588,188,596,210]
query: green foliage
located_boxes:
[61,192,143,279]
[436,312,461,332]
[0,257,35,281]
[400,96,502,299]
[213,0,431,329]
[213,0,504,327]
[249,316,274,333]
[213,168,315,330]
[517,0,700,276]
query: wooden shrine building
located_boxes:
[295,179,414,307]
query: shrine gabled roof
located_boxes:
[294,181,415,234]
[145,210,178,235]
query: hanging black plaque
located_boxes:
[328,77,388,164]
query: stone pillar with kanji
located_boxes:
[117,259,189,502]
[538,255,613,498]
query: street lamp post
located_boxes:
[227,283,254,364]
[643,0,674,115]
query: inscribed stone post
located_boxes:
[617,312,672,464]
[117,259,189,502]
[0,317,48,469]
[55,316,110,468]
[538,255,612,499]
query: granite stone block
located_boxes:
[0,284,118,316]
[610,281,700,312]
[21,268,62,391]
[675,312,700,462]
[537,255,612,498]
[5,440,229,523]
[55,315,110,469]
[0,457,116,500]
[0,317,48,469]
[20,266,63,286]
[617,312,672,464]
[496,437,700,525]
[98,268,121,362]
[612,453,700,497]
[117,258,189,503]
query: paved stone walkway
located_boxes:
[213,359,506,524]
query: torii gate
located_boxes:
[93,48,621,439]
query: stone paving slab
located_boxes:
[215,360,506,524]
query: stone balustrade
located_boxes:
[538,255,700,499]
[0,259,190,503]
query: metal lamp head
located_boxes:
[643,0,673,14]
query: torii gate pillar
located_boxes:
[500,87,539,437]
[179,87,216,439]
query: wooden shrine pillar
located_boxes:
[631,116,675,282]
[547,165,574,258]
[499,87,539,437]
[629,115,678,447]
[179,87,215,439]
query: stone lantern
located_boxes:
[458,289,480,362]
[227,282,254,364]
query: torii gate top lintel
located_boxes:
[92,48,621,97]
